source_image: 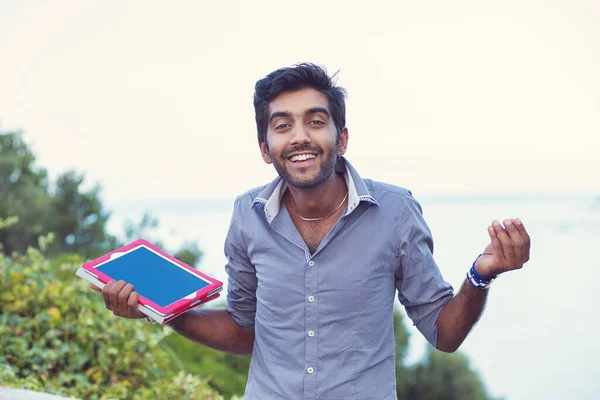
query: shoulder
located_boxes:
[363,179,425,220]
[232,184,268,209]
[235,184,268,205]
[364,179,417,203]
[225,184,268,243]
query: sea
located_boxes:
[106,192,600,400]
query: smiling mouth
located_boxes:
[288,153,317,162]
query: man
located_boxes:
[95,63,531,399]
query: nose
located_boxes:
[289,125,311,145]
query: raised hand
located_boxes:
[90,280,146,319]
[475,218,531,277]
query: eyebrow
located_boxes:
[269,111,292,124]
[306,107,331,118]
[269,107,331,124]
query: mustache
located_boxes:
[282,145,323,158]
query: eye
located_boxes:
[309,120,325,126]
[275,123,291,131]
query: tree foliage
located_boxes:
[160,323,250,399]
[406,348,493,400]
[0,234,227,399]
[0,132,51,255]
[0,131,117,258]
[0,130,202,265]
[393,310,494,399]
[46,170,117,257]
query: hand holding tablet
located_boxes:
[90,280,147,319]
[77,239,223,324]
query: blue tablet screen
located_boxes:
[95,246,210,308]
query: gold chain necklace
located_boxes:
[290,191,349,222]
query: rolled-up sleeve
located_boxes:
[224,198,257,332]
[395,192,454,348]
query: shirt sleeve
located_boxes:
[395,191,454,348]
[224,197,257,332]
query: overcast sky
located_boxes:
[1,1,598,205]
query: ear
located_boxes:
[259,140,272,164]
[337,127,349,157]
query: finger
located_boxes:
[488,224,503,260]
[117,283,135,315]
[108,280,127,315]
[504,219,525,263]
[102,280,116,311]
[493,220,515,263]
[126,291,144,318]
[90,284,102,292]
[513,218,531,261]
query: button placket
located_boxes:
[304,256,318,397]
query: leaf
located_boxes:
[73,353,90,369]
[91,370,103,383]
[107,347,118,356]
[0,216,19,230]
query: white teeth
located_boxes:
[290,153,316,162]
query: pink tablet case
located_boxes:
[82,239,223,317]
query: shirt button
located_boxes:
[308,330,315,337]
[307,367,314,374]
[308,296,315,302]
[308,261,315,267]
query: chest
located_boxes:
[294,219,336,253]
[282,192,350,254]
[248,210,399,338]
[245,202,400,314]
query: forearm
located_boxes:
[167,308,255,356]
[436,279,488,353]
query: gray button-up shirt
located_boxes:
[224,158,454,400]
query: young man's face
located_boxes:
[260,87,348,189]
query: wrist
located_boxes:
[467,254,497,289]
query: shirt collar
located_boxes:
[252,157,379,224]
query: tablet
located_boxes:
[80,239,223,318]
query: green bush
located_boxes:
[0,239,224,400]
[160,327,250,399]
[397,347,496,400]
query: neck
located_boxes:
[286,172,347,218]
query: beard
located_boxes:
[269,144,338,189]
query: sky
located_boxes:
[0,1,599,205]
